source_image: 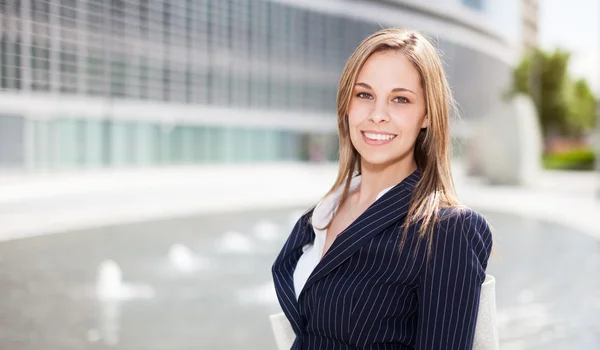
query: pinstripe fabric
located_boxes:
[272,170,493,349]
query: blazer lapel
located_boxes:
[299,169,420,298]
[272,209,316,335]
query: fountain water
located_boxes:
[253,220,279,241]
[96,260,124,300]
[168,243,208,272]
[216,231,254,254]
[95,259,155,300]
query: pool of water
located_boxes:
[0,208,598,349]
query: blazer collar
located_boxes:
[273,168,421,333]
[299,168,420,297]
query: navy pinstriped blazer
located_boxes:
[272,169,493,349]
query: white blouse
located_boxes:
[293,175,395,300]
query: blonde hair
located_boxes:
[311,27,464,257]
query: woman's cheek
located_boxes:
[348,109,364,128]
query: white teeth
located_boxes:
[363,132,396,141]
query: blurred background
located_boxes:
[0,0,598,349]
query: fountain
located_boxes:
[96,260,124,300]
[95,259,155,300]
[168,243,208,272]
[253,220,279,241]
[216,231,254,254]
[90,259,155,346]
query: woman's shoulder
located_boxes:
[435,206,493,255]
[418,206,494,278]
[438,206,491,232]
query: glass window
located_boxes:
[59,0,77,28]
[210,68,227,106]
[230,0,250,60]
[147,58,163,101]
[86,54,104,96]
[307,11,325,69]
[110,0,125,37]
[83,119,104,168]
[222,127,235,163]
[462,0,485,11]
[139,0,149,38]
[30,118,47,169]
[162,63,171,101]
[110,54,126,97]
[56,118,78,168]
[195,125,210,163]
[32,0,50,22]
[154,124,167,165]
[206,125,224,163]
[31,39,51,91]
[87,0,104,32]
[135,123,160,165]
[298,133,310,161]
[180,126,195,163]
[125,122,138,165]
[191,125,205,163]
[268,78,285,110]
[249,73,268,109]
[29,119,44,170]
[168,125,184,164]
[1,37,23,90]
[100,120,112,166]
[230,74,249,108]
[237,128,251,163]
[107,121,130,167]
[59,43,77,93]
[326,132,339,162]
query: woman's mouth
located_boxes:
[361,131,397,145]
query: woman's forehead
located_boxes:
[357,51,421,91]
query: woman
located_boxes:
[272,28,493,349]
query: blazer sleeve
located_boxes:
[415,208,493,349]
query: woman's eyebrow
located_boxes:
[355,82,373,90]
[391,87,416,96]
[355,82,416,96]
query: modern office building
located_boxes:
[0,0,521,171]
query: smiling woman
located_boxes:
[348,51,427,167]
[272,27,494,349]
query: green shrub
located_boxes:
[542,148,596,170]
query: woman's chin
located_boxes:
[360,154,401,168]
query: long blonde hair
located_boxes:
[312,27,464,256]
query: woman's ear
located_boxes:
[421,115,428,129]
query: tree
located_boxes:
[565,78,597,137]
[511,48,572,138]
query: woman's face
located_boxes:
[348,50,427,169]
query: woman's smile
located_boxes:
[361,130,397,145]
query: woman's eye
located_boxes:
[356,92,372,99]
[393,96,410,103]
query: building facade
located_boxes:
[0,0,520,171]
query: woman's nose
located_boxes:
[368,102,391,123]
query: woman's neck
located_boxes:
[355,158,417,207]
